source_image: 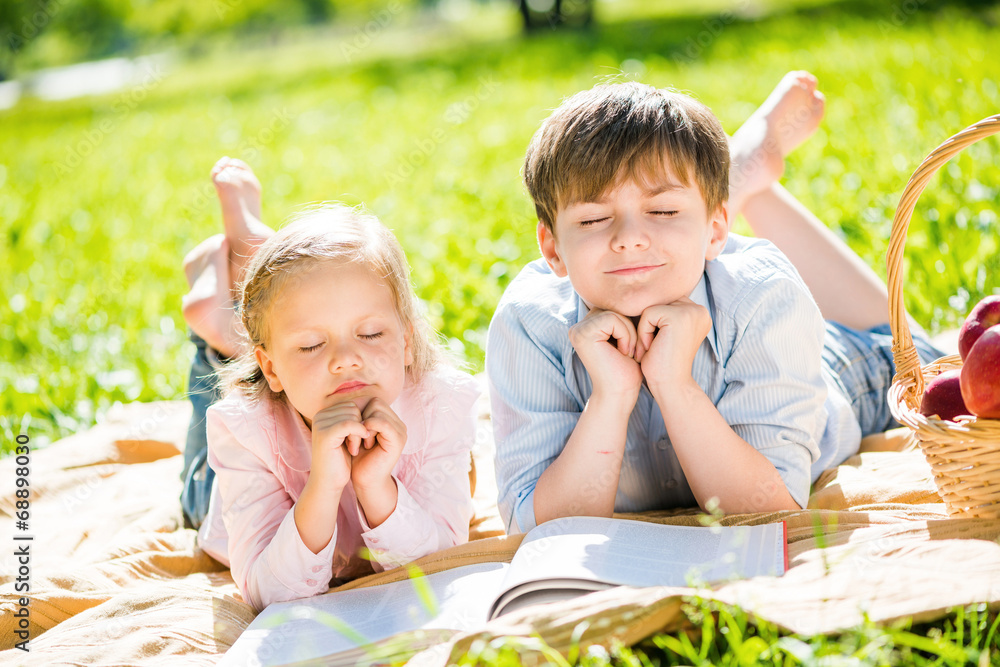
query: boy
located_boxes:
[486,71,943,533]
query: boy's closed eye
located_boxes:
[579,210,677,226]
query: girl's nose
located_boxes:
[328,341,363,373]
[611,213,650,251]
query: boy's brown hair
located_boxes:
[524,81,730,231]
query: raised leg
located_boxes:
[181,157,275,357]
[211,156,274,298]
[740,183,890,330]
[728,70,826,218]
[726,71,888,329]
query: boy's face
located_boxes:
[537,167,728,318]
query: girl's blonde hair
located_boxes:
[219,203,447,402]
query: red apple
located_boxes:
[960,325,1000,418]
[919,369,971,421]
[958,295,1000,361]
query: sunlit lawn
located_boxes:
[3,0,1000,662]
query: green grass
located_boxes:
[3,0,1000,660]
[451,600,1000,666]
[2,1,999,447]
[268,555,1000,665]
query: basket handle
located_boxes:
[888,114,1000,408]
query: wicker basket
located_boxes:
[887,113,1000,519]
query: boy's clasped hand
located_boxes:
[570,297,711,402]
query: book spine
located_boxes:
[781,520,789,572]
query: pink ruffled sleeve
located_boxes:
[356,370,479,570]
[205,399,338,610]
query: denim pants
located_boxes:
[823,321,946,437]
[180,332,226,529]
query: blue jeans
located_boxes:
[823,321,946,437]
[180,332,226,529]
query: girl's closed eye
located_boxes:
[299,342,324,353]
[360,332,384,340]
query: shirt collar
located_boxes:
[572,273,720,361]
[573,289,589,324]
[689,273,720,361]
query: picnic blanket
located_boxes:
[2,390,1000,666]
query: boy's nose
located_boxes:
[611,215,649,251]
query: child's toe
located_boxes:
[786,70,816,91]
[211,156,232,175]
[214,166,239,185]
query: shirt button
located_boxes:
[370,537,379,544]
[306,579,317,587]
[656,438,670,450]
[666,479,678,489]
[311,566,323,573]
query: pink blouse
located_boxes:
[197,367,480,610]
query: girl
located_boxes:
[196,202,480,610]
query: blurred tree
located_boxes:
[301,0,333,22]
[0,0,348,76]
[59,0,132,59]
[0,0,55,79]
[518,0,593,31]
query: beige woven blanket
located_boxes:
[1,399,998,666]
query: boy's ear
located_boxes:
[704,205,729,261]
[255,346,284,393]
[537,221,568,277]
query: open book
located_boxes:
[221,516,787,667]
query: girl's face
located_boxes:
[254,260,413,426]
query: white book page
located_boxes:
[221,562,508,667]
[497,516,783,604]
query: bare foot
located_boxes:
[211,156,274,298]
[728,71,826,218]
[182,234,242,358]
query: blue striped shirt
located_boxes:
[486,233,860,534]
